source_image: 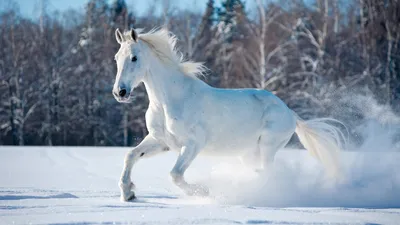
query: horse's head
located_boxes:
[113,28,147,103]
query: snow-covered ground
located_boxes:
[1,146,399,225]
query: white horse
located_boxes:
[113,28,346,201]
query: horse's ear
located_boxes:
[130,29,138,43]
[115,28,123,44]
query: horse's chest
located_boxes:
[145,109,185,149]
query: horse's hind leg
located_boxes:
[239,148,261,171]
[241,128,294,172]
[258,111,296,172]
[258,104,296,172]
[258,131,293,172]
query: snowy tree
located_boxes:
[194,0,220,86]
[214,0,248,87]
[357,0,400,106]
[0,13,41,145]
[111,0,132,30]
[243,1,293,90]
[1,0,400,145]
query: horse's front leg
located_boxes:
[170,142,208,196]
[119,135,168,201]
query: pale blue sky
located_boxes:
[13,0,226,18]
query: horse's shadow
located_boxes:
[139,194,178,200]
[0,192,78,200]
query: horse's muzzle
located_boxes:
[113,90,131,103]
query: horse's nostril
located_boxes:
[119,89,127,97]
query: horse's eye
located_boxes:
[131,56,137,62]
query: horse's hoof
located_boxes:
[120,191,136,202]
[127,192,136,201]
[119,181,136,202]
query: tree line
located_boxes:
[1,0,399,146]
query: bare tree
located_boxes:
[1,0,400,146]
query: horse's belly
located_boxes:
[199,103,266,155]
[201,122,261,156]
[202,138,258,156]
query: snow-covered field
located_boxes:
[1,146,399,225]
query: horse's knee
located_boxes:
[125,146,148,160]
[124,150,136,162]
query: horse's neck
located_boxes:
[142,63,201,109]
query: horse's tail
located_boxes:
[293,113,347,178]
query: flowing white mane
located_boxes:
[123,28,207,78]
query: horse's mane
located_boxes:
[123,28,207,78]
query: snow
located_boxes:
[1,146,400,225]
